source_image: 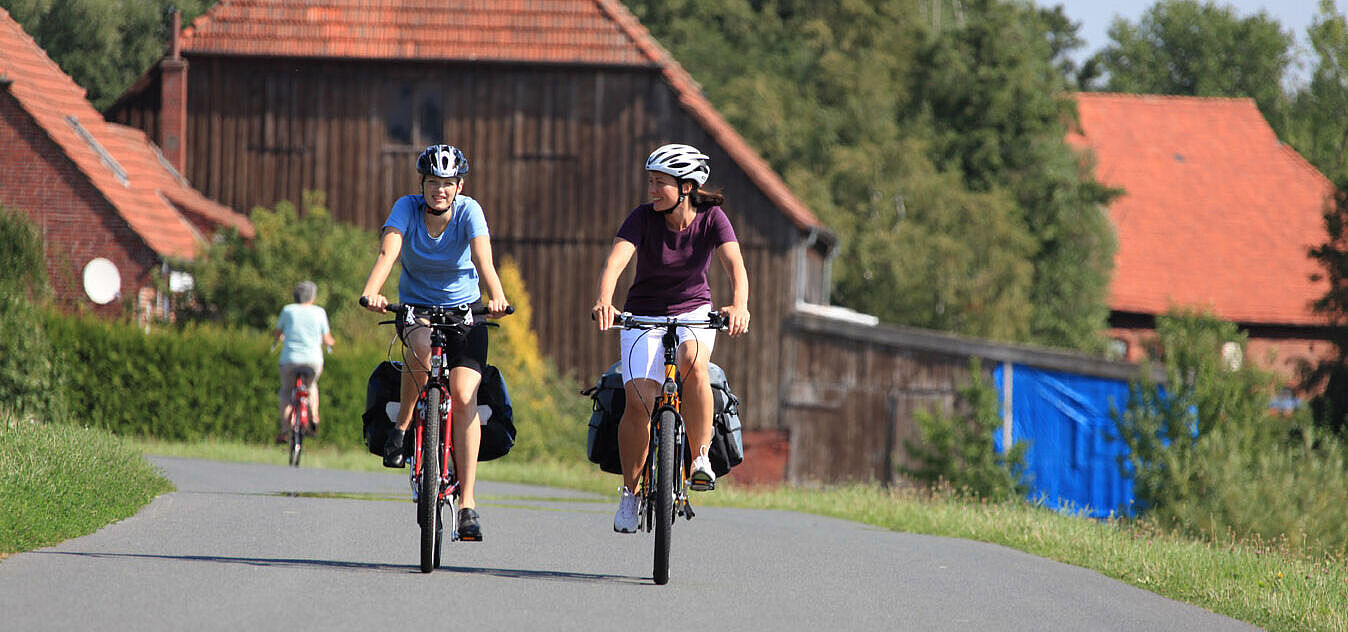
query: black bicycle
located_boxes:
[612,311,727,585]
[362,297,511,573]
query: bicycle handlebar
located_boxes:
[610,311,727,330]
[359,296,514,318]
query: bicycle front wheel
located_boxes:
[653,409,676,585]
[419,388,442,574]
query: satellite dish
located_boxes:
[82,257,121,305]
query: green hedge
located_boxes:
[32,261,590,459]
[43,313,381,449]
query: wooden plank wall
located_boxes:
[110,56,816,435]
[781,312,1145,484]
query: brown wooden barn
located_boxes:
[107,0,844,482]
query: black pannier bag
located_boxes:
[362,361,404,456]
[361,360,516,462]
[475,364,516,461]
[584,361,744,477]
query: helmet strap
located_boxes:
[423,200,451,217]
[654,181,692,215]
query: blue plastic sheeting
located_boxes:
[993,364,1135,518]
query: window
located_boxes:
[386,81,442,146]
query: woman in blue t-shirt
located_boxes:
[359,144,510,541]
[592,143,750,534]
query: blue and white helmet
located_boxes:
[645,143,710,186]
[416,144,469,178]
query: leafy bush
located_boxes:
[487,258,589,463]
[1115,310,1348,556]
[903,358,1029,499]
[0,205,49,300]
[0,208,66,424]
[181,191,393,344]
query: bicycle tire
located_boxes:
[288,408,302,467]
[420,388,442,574]
[654,408,676,585]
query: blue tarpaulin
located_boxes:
[993,364,1135,518]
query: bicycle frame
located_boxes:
[287,370,313,467]
[412,321,458,507]
[641,324,689,529]
[612,311,725,585]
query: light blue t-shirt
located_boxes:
[383,194,489,307]
[275,303,330,366]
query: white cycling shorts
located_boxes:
[619,304,717,384]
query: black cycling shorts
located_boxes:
[395,305,489,376]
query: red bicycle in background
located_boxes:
[362,297,511,573]
[283,369,315,467]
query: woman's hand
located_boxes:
[592,301,618,331]
[361,294,389,313]
[719,304,750,336]
[487,296,511,319]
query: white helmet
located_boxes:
[645,143,710,186]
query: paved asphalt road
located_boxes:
[0,456,1258,631]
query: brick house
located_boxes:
[0,8,251,319]
[1070,93,1337,395]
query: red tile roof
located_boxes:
[0,8,251,260]
[1069,93,1333,326]
[178,0,824,232]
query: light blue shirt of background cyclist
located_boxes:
[275,301,331,366]
[383,193,488,307]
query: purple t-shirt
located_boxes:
[616,204,738,315]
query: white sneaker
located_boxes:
[690,453,716,491]
[613,486,639,533]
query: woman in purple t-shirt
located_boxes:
[592,143,750,534]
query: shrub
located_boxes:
[0,205,49,300]
[0,209,66,424]
[903,358,1029,499]
[1115,309,1348,557]
[181,191,394,344]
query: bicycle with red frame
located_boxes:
[361,297,511,573]
[610,310,727,585]
[283,368,315,467]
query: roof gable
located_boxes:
[0,8,251,260]
[1069,93,1333,326]
[177,0,823,233]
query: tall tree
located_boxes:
[1,0,212,110]
[1092,0,1294,131]
[626,0,1114,346]
[912,0,1118,349]
[1285,0,1348,188]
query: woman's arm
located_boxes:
[469,235,510,316]
[360,228,403,312]
[592,239,636,330]
[715,241,750,336]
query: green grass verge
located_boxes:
[10,435,1347,631]
[0,421,174,557]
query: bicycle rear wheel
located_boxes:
[653,409,676,585]
[419,388,442,574]
[288,408,303,467]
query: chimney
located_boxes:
[159,10,188,173]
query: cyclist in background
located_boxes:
[359,143,510,541]
[273,280,335,441]
[591,143,750,533]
